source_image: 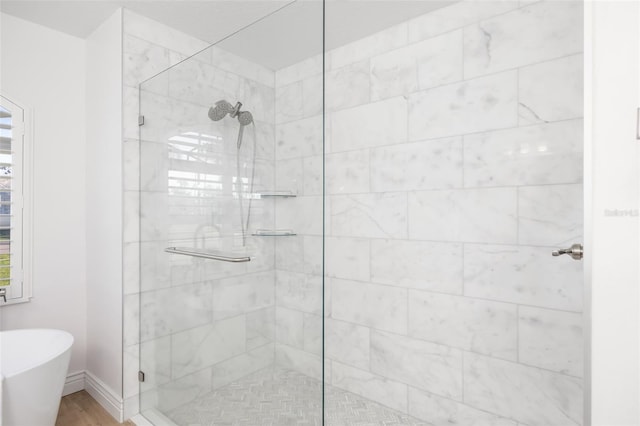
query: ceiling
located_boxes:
[1,0,455,69]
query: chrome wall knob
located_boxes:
[552,243,583,260]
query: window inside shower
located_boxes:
[136,1,585,425]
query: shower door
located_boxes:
[137,2,325,424]
[322,1,585,426]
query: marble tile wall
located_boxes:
[275,1,584,425]
[121,10,277,419]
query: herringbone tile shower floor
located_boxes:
[166,368,429,426]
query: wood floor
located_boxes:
[56,391,136,426]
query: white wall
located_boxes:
[0,13,87,376]
[85,8,124,413]
[588,2,640,425]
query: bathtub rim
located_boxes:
[1,328,74,379]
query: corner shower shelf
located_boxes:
[255,190,297,198]
[252,229,297,237]
[165,247,251,263]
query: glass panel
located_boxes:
[324,1,584,425]
[138,2,324,424]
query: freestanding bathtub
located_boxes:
[1,329,74,426]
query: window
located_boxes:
[0,95,31,305]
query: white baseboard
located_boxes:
[62,371,86,396]
[84,371,124,423]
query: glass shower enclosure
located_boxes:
[138,2,324,424]
[138,1,585,425]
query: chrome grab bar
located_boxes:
[165,247,251,263]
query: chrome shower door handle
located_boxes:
[552,243,583,260]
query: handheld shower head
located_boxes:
[237,111,254,126]
[208,100,234,121]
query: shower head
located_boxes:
[237,111,253,126]
[208,100,234,121]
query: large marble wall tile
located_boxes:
[168,59,237,108]
[276,271,323,315]
[464,352,583,426]
[172,283,216,334]
[140,283,214,341]
[332,361,408,413]
[210,46,275,88]
[331,193,407,239]
[370,137,463,192]
[331,23,408,69]
[213,271,275,320]
[370,239,463,294]
[371,30,463,101]
[408,1,519,43]
[519,306,583,377]
[140,191,168,242]
[326,60,370,112]
[303,155,323,196]
[123,88,142,141]
[245,237,276,275]
[276,54,322,88]
[518,184,583,246]
[124,35,171,90]
[408,188,517,243]
[408,291,517,360]
[246,307,275,350]
[158,368,212,412]
[123,343,140,400]
[124,190,141,244]
[408,71,518,141]
[409,387,518,426]
[275,158,304,196]
[464,119,583,187]
[303,73,323,118]
[371,331,463,400]
[124,294,140,346]
[331,278,407,334]
[136,336,171,392]
[211,343,274,390]
[325,319,370,371]
[276,343,323,381]
[519,54,584,125]
[303,236,324,276]
[276,81,304,124]
[325,150,370,194]
[171,315,246,379]
[275,196,323,235]
[330,96,407,152]
[139,241,172,292]
[276,307,305,349]
[276,115,323,160]
[275,235,305,273]
[139,141,168,192]
[463,1,583,79]
[464,244,583,312]
[123,242,140,296]
[303,314,323,356]
[325,237,370,282]
[124,10,209,59]
[240,80,275,124]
